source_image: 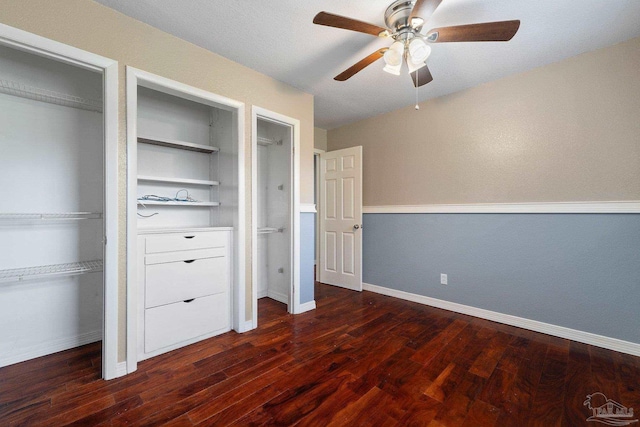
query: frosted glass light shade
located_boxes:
[383,41,404,67]
[407,57,427,73]
[383,63,401,75]
[408,38,431,63]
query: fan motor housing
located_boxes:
[384,0,416,31]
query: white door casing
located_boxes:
[320,146,362,291]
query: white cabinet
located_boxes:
[138,229,231,359]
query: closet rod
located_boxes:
[257,227,284,235]
[0,260,104,283]
[257,136,282,146]
[0,79,103,113]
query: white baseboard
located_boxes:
[362,283,640,357]
[116,361,128,378]
[0,330,102,368]
[257,289,268,299]
[235,319,255,333]
[296,300,316,314]
[268,289,288,305]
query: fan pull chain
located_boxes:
[415,71,420,110]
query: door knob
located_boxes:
[353,224,360,230]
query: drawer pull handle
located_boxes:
[183,259,196,264]
[183,299,195,303]
[184,236,195,239]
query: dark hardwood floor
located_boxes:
[1,282,639,426]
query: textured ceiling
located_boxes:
[94,0,640,129]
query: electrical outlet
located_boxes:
[440,273,448,285]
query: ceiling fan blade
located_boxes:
[410,64,434,87]
[426,20,521,43]
[313,12,389,37]
[334,49,387,81]
[409,0,443,24]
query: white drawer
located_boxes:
[144,294,229,353]
[145,255,228,308]
[145,247,226,265]
[145,231,227,254]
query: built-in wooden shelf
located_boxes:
[137,175,219,187]
[137,200,219,207]
[138,136,219,153]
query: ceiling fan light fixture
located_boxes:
[408,38,431,63]
[407,57,427,73]
[383,62,402,76]
[383,40,404,66]
[410,17,424,29]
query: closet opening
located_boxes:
[0,26,118,379]
[251,107,301,327]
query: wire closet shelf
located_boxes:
[0,260,104,283]
[0,79,103,113]
[0,212,103,220]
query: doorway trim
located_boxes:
[313,149,325,281]
[0,23,120,379]
[251,106,301,328]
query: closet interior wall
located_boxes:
[0,45,104,367]
[256,118,292,305]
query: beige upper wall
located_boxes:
[314,127,327,151]
[328,37,640,206]
[0,0,314,361]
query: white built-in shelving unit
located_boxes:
[0,42,107,370]
[135,87,228,230]
[129,70,243,366]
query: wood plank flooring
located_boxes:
[1,282,639,426]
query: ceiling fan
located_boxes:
[313,0,520,87]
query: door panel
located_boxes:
[319,146,362,291]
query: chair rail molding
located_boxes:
[363,201,640,214]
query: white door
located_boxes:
[319,146,362,291]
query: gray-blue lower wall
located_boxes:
[300,212,315,304]
[363,213,640,344]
